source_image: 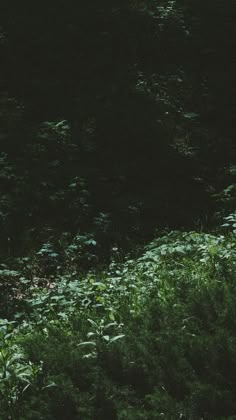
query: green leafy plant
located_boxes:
[222,212,236,233]
[0,319,41,419]
[78,318,125,359]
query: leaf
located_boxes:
[85,239,97,246]
[42,382,57,390]
[78,341,96,347]
[109,334,125,344]
[87,332,95,338]
[87,319,98,328]
[175,246,185,254]
[109,312,115,321]
[93,282,106,290]
[103,335,110,342]
[82,352,97,359]
[183,112,199,119]
[22,383,31,393]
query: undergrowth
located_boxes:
[1,230,236,419]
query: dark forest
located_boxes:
[0,1,236,418]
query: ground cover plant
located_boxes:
[0,229,236,418]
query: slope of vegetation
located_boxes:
[1,228,236,419]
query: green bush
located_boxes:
[1,230,236,418]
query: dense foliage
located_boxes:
[1,229,236,418]
[0,0,236,418]
[0,0,235,255]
